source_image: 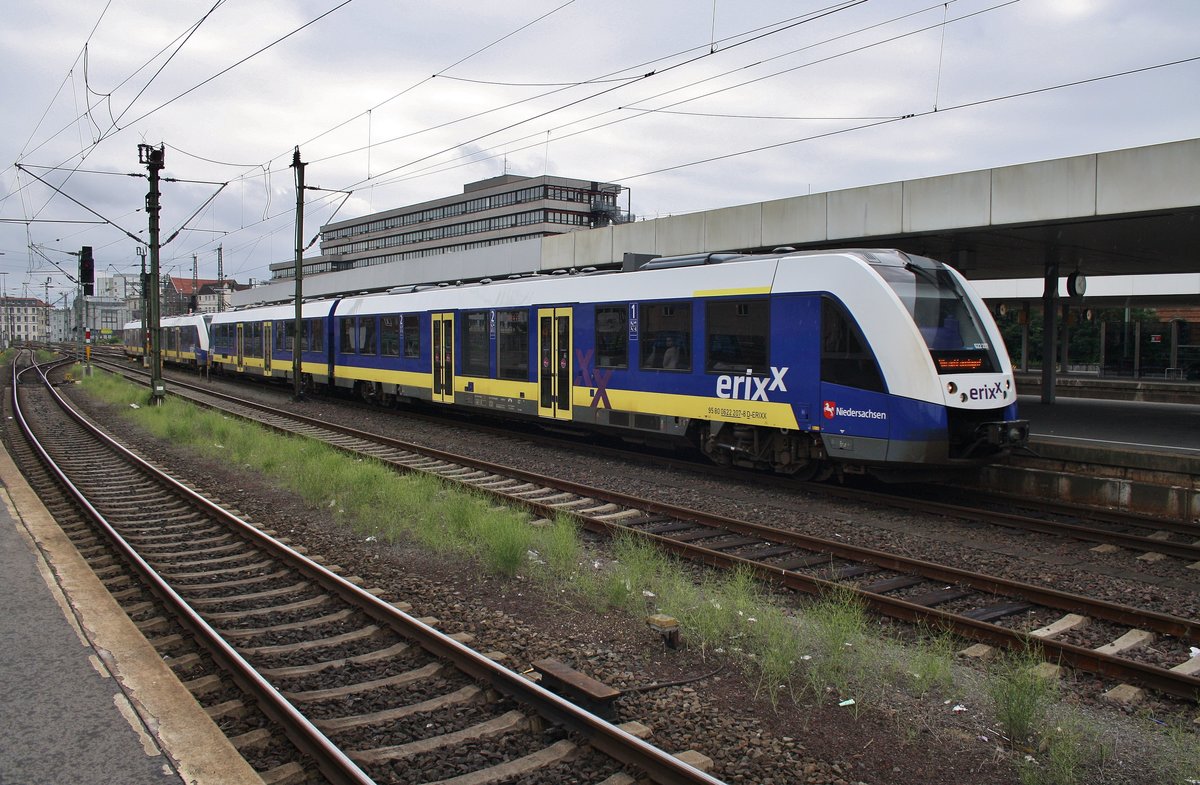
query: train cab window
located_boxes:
[595,306,627,368]
[497,309,529,380]
[874,258,997,374]
[639,302,691,371]
[402,314,420,358]
[339,316,357,353]
[381,315,401,357]
[705,299,768,374]
[461,310,490,377]
[182,327,197,353]
[360,317,378,356]
[820,297,885,392]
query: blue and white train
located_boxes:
[125,249,1029,479]
[122,313,211,368]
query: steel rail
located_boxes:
[19,359,729,785]
[810,483,1200,561]
[11,360,378,785]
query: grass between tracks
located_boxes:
[76,367,1198,785]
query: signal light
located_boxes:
[80,246,95,296]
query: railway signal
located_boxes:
[79,246,94,296]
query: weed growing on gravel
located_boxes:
[537,515,581,579]
[1152,717,1200,783]
[797,585,872,704]
[986,647,1058,748]
[746,604,804,706]
[901,626,958,698]
[1017,709,1108,785]
[481,510,535,577]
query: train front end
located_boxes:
[877,253,1029,461]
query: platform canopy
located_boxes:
[542,137,1200,284]
[742,137,1200,280]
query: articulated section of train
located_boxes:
[124,248,1029,479]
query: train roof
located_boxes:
[325,248,918,317]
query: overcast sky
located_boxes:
[1,0,1197,304]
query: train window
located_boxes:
[402,314,420,358]
[639,302,691,371]
[183,327,198,353]
[820,297,885,392]
[461,310,490,377]
[339,317,356,353]
[595,307,627,368]
[281,321,296,354]
[360,317,378,356]
[248,322,262,357]
[381,315,401,357]
[497,309,529,380]
[874,259,997,373]
[705,299,768,374]
[311,318,324,353]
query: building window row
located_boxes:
[328,210,575,256]
[324,184,615,242]
[324,186,544,240]
[275,234,540,280]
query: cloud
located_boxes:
[2,0,1197,296]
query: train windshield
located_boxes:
[874,256,998,374]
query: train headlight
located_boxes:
[946,382,957,395]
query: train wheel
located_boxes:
[358,380,380,404]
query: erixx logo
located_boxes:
[715,366,788,402]
[822,400,836,419]
[967,381,1005,401]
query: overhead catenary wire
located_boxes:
[614,54,1200,183]
[8,1,1197,289]
[352,0,994,191]
[340,1,869,192]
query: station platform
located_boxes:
[1020,395,1200,458]
[1014,373,1200,469]
[0,446,262,784]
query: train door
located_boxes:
[537,307,573,420]
[236,323,245,372]
[432,312,454,403]
[263,321,273,375]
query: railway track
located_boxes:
[10,355,727,785]
[82,355,1200,702]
